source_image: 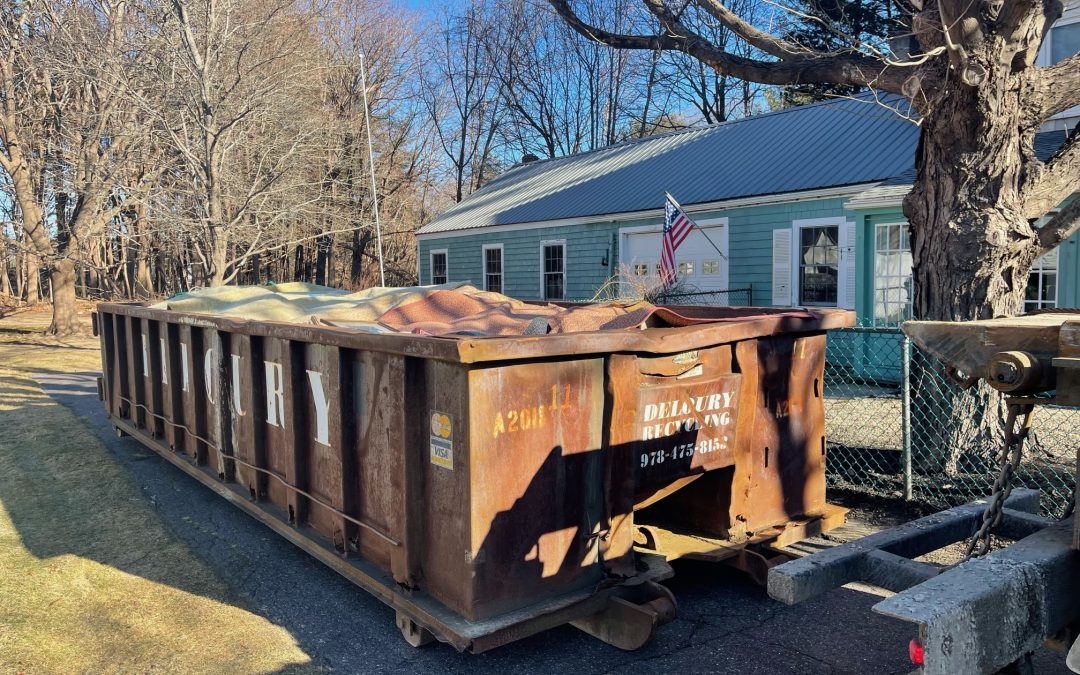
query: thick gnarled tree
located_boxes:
[551,0,1079,320]
[551,0,1080,470]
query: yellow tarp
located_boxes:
[152,282,474,332]
[151,283,747,336]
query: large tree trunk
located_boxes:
[46,258,79,336]
[903,66,1041,475]
[209,234,228,287]
[0,233,12,298]
[133,204,153,298]
[24,251,41,304]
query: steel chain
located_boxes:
[963,402,1035,560]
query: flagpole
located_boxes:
[360,51,386,287]
[665,192,727,260]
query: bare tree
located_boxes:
[154,0,324,286]
[420,0,506,202]
[0,0,151,333]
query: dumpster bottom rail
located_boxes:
[634,504,848,585]
[768,489,1080,675]
[107,413,678,653]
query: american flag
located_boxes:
[660,193,695,287]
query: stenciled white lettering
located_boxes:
[265,361,285,427]
[231,354,245,415]
[307,370,330,446]
[180,343,190,392]
[639,387,738,442]
[141,334,150,378]
[159,338,168,385]
[204,348,215,403]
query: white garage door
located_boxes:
[621,223,729,294]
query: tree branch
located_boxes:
[1023,125,1080,219]
[1037,196,1080,254]
[1036,52,1080,119]
[694,0,808,59]
[547,0,909,95]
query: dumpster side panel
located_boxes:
[467,358,606,619]
[351,351,409,581]
[618,345,742,489]
[411,359,474,618]
[161,322,184,452]
[727,334,827,531]
[232,333,262,499]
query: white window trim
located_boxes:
[540,239,567,301]
[429,248,448,285]
[482,243,503,293]
[791,216,852,308]
[1026,252,1060,310]
[617,217,730,293]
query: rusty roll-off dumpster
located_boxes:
[92,291,853,652]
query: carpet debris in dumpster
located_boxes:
[153,283,816,336]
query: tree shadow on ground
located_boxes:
[0,365,315,672]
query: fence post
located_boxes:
[747,285,752,306]
[901,334,913,501]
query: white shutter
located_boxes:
[771,228,793,306]
[838,220,857,310]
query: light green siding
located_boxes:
[419,224,617,301]
[420,195,1080,322]
[420,195,852,305]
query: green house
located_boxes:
[418,97,1077,339]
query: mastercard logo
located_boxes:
[431,413,452,439]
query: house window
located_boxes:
[1025,249,1058,311]
[543,242,565,300]
[678,261,694,276]
[873,223,913,325]
[633,263,649,276]
[430,250,447,285]
[1051,21,1080,63]
[798,225,839,305]
[483,245,502,293]
[702,260,720,275]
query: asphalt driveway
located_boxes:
[40,370,1071,675]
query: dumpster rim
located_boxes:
[96,302,855,364]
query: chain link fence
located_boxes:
[824,320,1079,517]
[655,287,754,306]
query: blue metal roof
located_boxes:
[419,95,922,235]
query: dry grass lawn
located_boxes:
[0,309,317,674]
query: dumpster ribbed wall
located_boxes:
[93,302,853,651]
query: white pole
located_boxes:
[359,52,386,287]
